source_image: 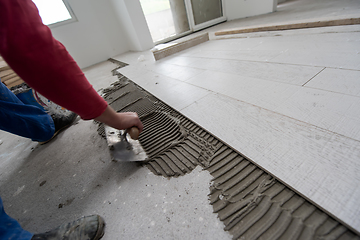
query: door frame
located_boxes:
[153,0,226,44]
[184,0,227,32]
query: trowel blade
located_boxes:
[104,125,148,162]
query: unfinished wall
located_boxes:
[49,0,153,69]
[49,0,130,69]
[224,0,276,21]
[109,0,154,52]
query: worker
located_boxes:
[0,0,143,239]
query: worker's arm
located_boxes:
[95,107,143,133]
[0,0,142,132]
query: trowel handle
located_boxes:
[127,127,140,140]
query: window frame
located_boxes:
[36,0,78,28]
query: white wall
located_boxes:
[109,0,154,52]
[50,0,129,68]
[50,0,153,69]
[224,0,276,21]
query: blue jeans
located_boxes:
[0,81,55,142]
[0,81,54,239]
[0,197,33,240]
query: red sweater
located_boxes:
[0,0,108,120]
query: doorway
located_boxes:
[140,0,226,44]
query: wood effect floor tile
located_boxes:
[179,93,360,232]
[305,68,360,96]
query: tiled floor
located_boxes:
[109,23,360,233]
[0,0,359,239]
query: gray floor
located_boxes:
[1,0,360,239]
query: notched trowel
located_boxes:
[104,126,148,162]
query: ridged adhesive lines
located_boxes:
[96,59,360,240]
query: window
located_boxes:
[32,0,76,27]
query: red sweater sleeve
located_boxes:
[0,0,108,120]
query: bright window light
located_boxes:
[32,0,73,25]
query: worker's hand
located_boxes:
[116,112,144,133]
[94,106,143,133]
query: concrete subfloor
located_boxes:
[1,0,360,239]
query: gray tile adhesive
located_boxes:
[96,59,360,240]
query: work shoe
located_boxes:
[40,112,78,144]
[31,215,105,240]
[52,112,78,133]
